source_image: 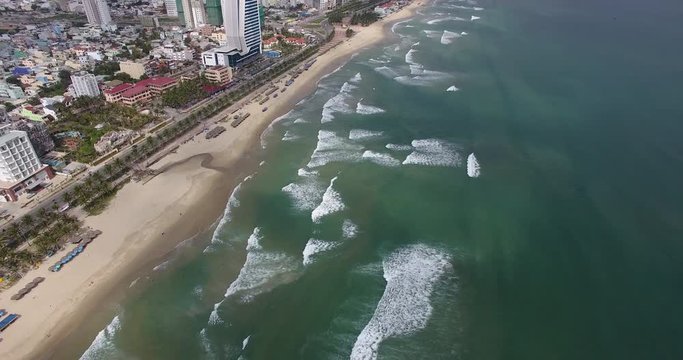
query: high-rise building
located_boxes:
[164,0,178,16]
[83,0,112,27]
[177,0,207,28]
[0,130,42,183]
[70,71,101,98]
[0,127,55,202]
[221,0,261,65]
[205,0,223,25]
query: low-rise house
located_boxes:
[103,77,177,106]
[93,129,134,153]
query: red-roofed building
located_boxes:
[285,37,306,46]
[263,37,278,50]
[103,77,177,106]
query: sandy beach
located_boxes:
[0,3,423,359]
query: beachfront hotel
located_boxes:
[202,0,261,67]
[0,127,55,202]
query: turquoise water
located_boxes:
[75,0,683,359]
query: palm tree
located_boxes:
[21,214,34,230]
[103,163,114,178]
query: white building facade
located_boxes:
[0,130,42,183]
[165,0,178,16]
[83,0,112,27]
[220,0,262,66]
[70,71,101,97]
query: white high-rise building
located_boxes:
[83,0,112,27]
[165,0,178,16]
[179,0,207,28]
[0,130,42,183]
[70,71,100,98]
[221,0,261,65]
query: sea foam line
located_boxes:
[80,315,123,360]
[311,176,346,223]
[350,244,452,360]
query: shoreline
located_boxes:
[0,3,424,359]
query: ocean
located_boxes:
[73,0,683,359]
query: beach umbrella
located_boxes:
[11,294,22,300]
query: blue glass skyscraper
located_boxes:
[221,0,261,66]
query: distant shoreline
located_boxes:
[0,2,424,359]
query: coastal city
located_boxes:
[0,0,412,352]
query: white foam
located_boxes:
[350,244,452,360]
[441,30,462,45]
[412,41,420,47]
[193,285,203,299]
[471,15,481,21]
[293,117,308,124]
[208,300,224,325]
[282,175,325,211]
[242,335,251,350]
[224,228,300,302]
[343,219,359,239]
[311,176,345,223]
[128,277,139,288]
[246,227,263,251]
[282,130,301,142]
[385,143,413,151]
[356,100,386,115]
[349,129,384,141]
[350,72,362,83]
[153,259,171,272]
[402,139,462,167]
[467,152,481,178]
[391,19,411,33]
[199,328,214,359]
[321,82,355,123]
[405,49,418,65]
[374,66,400,79]
[446,85,460,92]
[208,180,245,247]
[427,16,466,24]
[80,315,122,360]
[461,31,469,36]
[303,238,340,266]
[298,167,318,177]
[307,130,364,168]
[362,150,401,167]
[423,30,442,38]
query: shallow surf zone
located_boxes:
[223,227,301,303]
[307,130,364,168]
[402,139,462,167]
[350,244,452,360]
[311,176,346,223]
[80,315,123,360]
[204,176,250,253]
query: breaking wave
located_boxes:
[356,100,386,115]
[223,227,300,303]
[402,139,462,167]
[350,72,362,83]
[311,176,346,223]
[343,219,359,239]
[362,150,401,167]
[467,152,481,178]
[350,244,452,360]
[441,30,461,45]
[374,66,400,79]
[80,315,123,360]
[349,129,384,141]
[208,300,224,325]
[321,82,355,123]
[282,173,326,212]
[303,238,340,266]
[385,143,413,151]
[446,85,460,92]
[307,130,364,168]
